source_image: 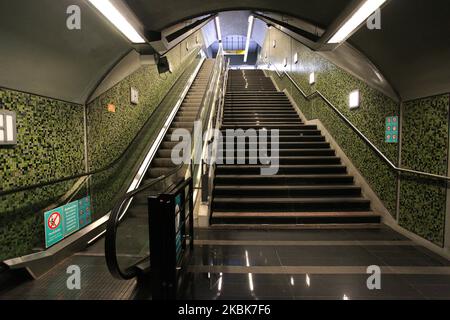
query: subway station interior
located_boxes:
[1,0,450,302]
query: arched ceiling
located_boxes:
[125,0,351,31]
[1,0,449,104]
[350,0,450,101]
[0,0,131,104]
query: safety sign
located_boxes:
[44,207,65,248]
[44,196,92,248]
[385,116,399,143]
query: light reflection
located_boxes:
[248,273,254,292]
[218,272,223,291]
[290,276,295,286]
[245,251,254,292]
[306,274,310,287]
[343,294,350,300]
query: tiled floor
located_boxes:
[1,225,449,300]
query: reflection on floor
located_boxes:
[182,227,450,300]
[1,226,449,300]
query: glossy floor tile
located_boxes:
[0,225,449,300]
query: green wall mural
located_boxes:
[262,27,449,246]
[399,95,449,246]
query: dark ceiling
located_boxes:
[351,0,450,100]
[0,0,130,104]
[1,0,449,104]
[124,0,352,31]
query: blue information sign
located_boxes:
[78,196,92,228]
[64,201,80,236]
[44,196,92,248]
[385,116,399,143]
[44,207,65,248]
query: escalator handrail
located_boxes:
[105,53,224,280]
[264,59,450,182]
[105,163,187,280]
[207,54,230,222]
[0,49,202,197]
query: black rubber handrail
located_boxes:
[0,50,202,197]
[105,163,186,280]
[266,60,450,182]
[105,54,223,280]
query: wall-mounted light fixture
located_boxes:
[215,17,222,42]
[0,110,17,145]
[130,87,139,105]
[283,58,288,68]
[243,15,255,63]
[349,90,360,109]
[309,72,316,85]
[88,0,146,43]
[272,40,277,48]
[195,35,199,44]
[293,52,299,64]
[186,41,189,51]
[328,0,387,44]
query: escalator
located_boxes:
[106,59,216,279]
[0,47,227,299]
[104,48,227,285]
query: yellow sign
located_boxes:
[224,50,245,55]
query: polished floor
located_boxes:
[1,225,449,300]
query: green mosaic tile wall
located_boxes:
[399,95,449,246]
[0,88,85,260]
[263,28,399,214]
[87,31,204,171]
[0,31,205,261]
[88,55,201,218]
[86,31,204,218]
[263,28,450,246]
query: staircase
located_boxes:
[210,69,381,225]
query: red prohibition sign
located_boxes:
[48,212,61,230]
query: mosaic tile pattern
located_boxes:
[0,31,205,261]
[86,32,203,171]
[264,28,399,214]
[86,32,203,218]
[399,95,449,246]
[263,28,450,245]
[0,88,85,260]
[0,89,85,190]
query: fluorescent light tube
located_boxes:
[328,0,387,44]
[215,17,222,42]
[243,15,254,63]
[88,0,146,43]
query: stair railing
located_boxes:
[206,54,230,223]
[106,48,228,280]
[263,59,450,182]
